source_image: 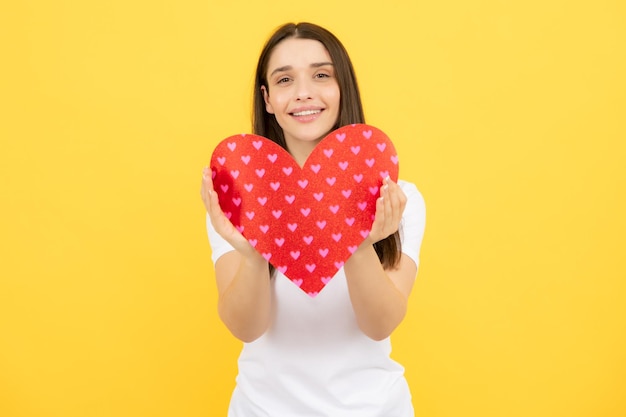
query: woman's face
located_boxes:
[262,38,340,150]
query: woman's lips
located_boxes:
[290,108,323,122]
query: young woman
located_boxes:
[201,22,426,417]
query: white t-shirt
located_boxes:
[206,180,426,417]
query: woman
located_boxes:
[201,22,426,417]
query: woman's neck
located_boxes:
[286,139,320,168]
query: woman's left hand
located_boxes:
[365,177,407,244]
[344,178,414,340]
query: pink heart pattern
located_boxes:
[210,124,399,297]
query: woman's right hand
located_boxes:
[202,167,271,342]
[201,167,259,258]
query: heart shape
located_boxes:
[210,124,399,297]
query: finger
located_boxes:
[386,180,403,225]
[201,168,224,222]
[203,168,221,213]
[381,181,393,234]
[201,167,213,204]
[202,167,215,191]
[387,179,407,220]
[370,194,385,242]
[369,182,390,242]
[205,185,241,243]
[207,186,226,223]
[379,179,407,238]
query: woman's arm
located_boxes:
[202,168,272,342]
[343,178,418,341]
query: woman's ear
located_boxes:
[261,86,274,114]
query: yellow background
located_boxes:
[1,1,625,416]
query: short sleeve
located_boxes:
[397,180,426,268]
[206,213,236,265]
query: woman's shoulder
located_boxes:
[397,179,424,205]
[397,179,426,228]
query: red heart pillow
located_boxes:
[210,124,399,297]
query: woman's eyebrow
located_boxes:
[269,62,334,77]
[310,61,333,68]
[270,65,292,77]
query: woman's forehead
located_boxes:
[267,38,332,72]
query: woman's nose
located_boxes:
[294,79,313,100]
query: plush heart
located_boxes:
[210,124,399,297]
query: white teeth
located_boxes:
[292,110,321,116]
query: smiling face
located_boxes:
[262,38,340,159]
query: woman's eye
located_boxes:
[277,77,290,84]
[315,73,330,79]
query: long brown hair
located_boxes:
[253,22,402,270]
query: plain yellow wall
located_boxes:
[1,1,625,416]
